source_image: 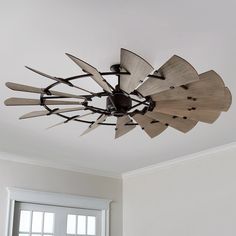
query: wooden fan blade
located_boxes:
[132,114,167,138]
[66,53,112,93]
[155,108,221,123]
[47,121,65,130]
[20,107,85,119]
[25,66,69,84]
[77,112,94,119]
[146,111,197,133]
[137,55,199,96]
[6,82,42,93]
[6,82,86,99]
[81,114,107,136]
[120,48,154,94]
[48,90,86,99]
[4,98,83,106]
[154,88,231,112]
[115,115,135,139]
[47,112,94,129]
[151,70,226,101]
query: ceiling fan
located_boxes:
[4,48,232,138]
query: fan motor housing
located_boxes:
[107,93,132,116]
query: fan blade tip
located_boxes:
[46,126,53,131]
[202,70,219,77]
[223,87,232,111]
[121,48,129,53]
[173,54,183,59]
[4,98,11,106]
[65,53,75,59]
[25,66,35,72]
[19,113,31,119]
[80,128,89,136]
[209,69,216,73]
[115,133,124,139]
[171,55,182,61]
[5,82,11,88]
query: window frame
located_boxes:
[6,188,111,236]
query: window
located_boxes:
[18,210,54,235]
[13,202,101,236]
[67,214,96,235]
[6,188,111,236]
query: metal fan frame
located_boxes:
[41,68,165,126]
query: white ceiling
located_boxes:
[0,0,235,177]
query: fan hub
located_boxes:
[106,92,132,116]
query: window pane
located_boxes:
[43,212,54,233]
[77,215,86,235]
[67,214,76,234]
[19,211,31,232]
[19,234,29,236]
[87,216,96,235]
[32,212,43,233]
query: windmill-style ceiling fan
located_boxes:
[4,48,232,138]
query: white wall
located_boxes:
[0,157,122,236]
[123,143,236,236]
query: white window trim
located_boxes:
[6,187,112,236]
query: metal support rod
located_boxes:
[130,97,149,106]
[129,100,148,110]
[41,70,158,126]
[83,105,111,115]
[44,71,164,93]
[104,80,115,91]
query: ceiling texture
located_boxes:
[0,0,235,177]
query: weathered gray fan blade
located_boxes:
[47,112,94,129]
[26,66,95,94]
[137,55,199,96]
[151,70,225,101]
[81,114,107,136]
[154,88,231,112]
[6,82,86,99]
[66,53,112,93]
[155,108,221,124]
[120,48,154,94]
[25,66,69,84]
[47,121,66,130]
[132,114,167,138]
[6,82,42,93]
[4,98,82,106]
[146,111,197,133]
[115,115,135,139]
[20,107,85,119]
